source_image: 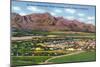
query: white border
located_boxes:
[0,0,99,67]
[0,0,10,67]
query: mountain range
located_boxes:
[11,12,95,33]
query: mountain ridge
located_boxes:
[11,13,95,33]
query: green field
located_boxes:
[11,56,52,66]
[13,30,95,37]
[48,51,96,63]
[11,51,96,66]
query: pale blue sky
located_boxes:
[12,1,96,25]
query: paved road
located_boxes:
[11,36,43,41]
[11,35,94,41]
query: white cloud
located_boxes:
[27,6,38,11]
[78,18,85,22]
[86,20,94,24]
[19,12,27,16]
[87,16,95,20]
[50,12,57,16]
[65,9,76,14]
[65,16,75,20]
[54,9,62,13]
[27,6,45,13]
[13,6,21,11]
[78,13,85,17]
